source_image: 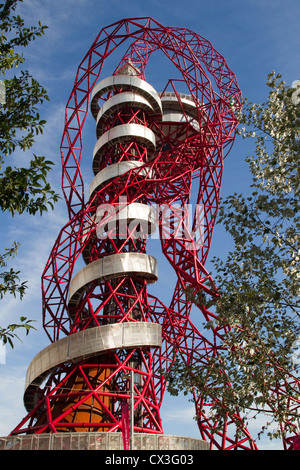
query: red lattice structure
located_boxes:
[10,18,262,450]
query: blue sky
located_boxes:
[0,0,299,449]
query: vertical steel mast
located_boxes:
[9,18,258,450]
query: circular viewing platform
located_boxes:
[0,432,209,451]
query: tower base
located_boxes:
[0,432,209,451]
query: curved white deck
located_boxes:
[92,123,156,173]
[24,322,162,412]
[90,74,162,119]
[69,252,158,309]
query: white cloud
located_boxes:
[0,365,28,436]
[160,393,200,438]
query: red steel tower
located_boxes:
[8,18,258,450]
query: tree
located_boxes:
[0,0,59,346]
[167,72,300,445]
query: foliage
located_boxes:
[0,241,37,346]
[0,242,26,299]
[0,1,59,346]
[0,316,36,348]
[168,72,300,442]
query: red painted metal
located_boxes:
[9,18,270,449]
